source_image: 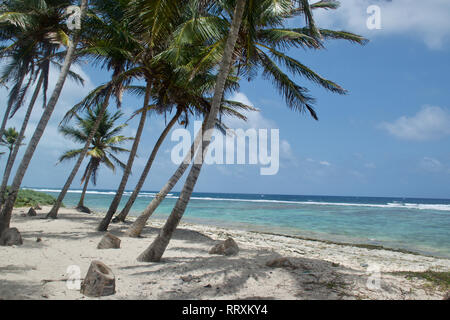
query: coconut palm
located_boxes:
[137,0,247,262]
[125,0,366,237]
[137,0,367,261]
[0,0,85,204]
[120,63,255,234]
[0,0,88,235]
[46,0,141,219]
[57,105,132,211]
[96,0,196,231]
[0,127,23,165]
[0,0,80,143]
[112,64,255,224]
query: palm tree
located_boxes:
[120,64,255,233]
[113,70,255,223]
[0,0,80,151]
[57,105,132,211]
[136,0,366,261]
[0,127,23,165]
[96,0,193,231]
[46,0,141,218]
[0,0,84,203]
[0,0,88,235]
[137,0,247,262]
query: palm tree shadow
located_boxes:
[0,279,43,299]
[122,241,370,300]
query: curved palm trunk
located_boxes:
[0,71,44,204]
[46,88,112,218]
[126,119,204,237]
[0,73,26,140]
[97,82,151,231]
[137,0,246,262]
[113,108,181,223]
[77,165,93,208]
[0,0,88,235]
[0,104,13,139]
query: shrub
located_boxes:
[5,188,62,207]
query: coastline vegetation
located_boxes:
[391,271,450,291]
[9,188,60,208]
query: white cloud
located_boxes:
[364,162,376,169]
[379,106,450,141]
[319,161,331,166]
[226,92,276,129]
[419,157,450,174]
[313,0,450,49]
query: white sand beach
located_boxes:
[1,206,449,300]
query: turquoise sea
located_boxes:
[27,187,450,258]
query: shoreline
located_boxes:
[1,206,449,300]
[93,209,448,260]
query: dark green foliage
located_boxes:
[7,187,61,208]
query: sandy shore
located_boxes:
[1,206,449,300]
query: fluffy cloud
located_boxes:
[379,106,450,141]
[226,92,277,129]
[419,157,450,174]
[420,157,444,172]
[313,0,450,49]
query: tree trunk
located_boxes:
[0,71,44,204]
[46,87,112,219]
[77,165,93,208]
[0,73,26,140]
[136,0,246,261]
[0,104,13,140]
[0,0,88,235]
[97,82,151,231]
[125,118,205,238]
[113,108,181,223]
[80,260,115,297]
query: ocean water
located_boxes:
[28,187,450,258]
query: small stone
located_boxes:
[0,227,23,246]
[332,262,339,267]
[181,275,193,282]
[97,232,121,249]
[265,257,297,269]
[36,237,42,243]
[208,237,239,256]
[27,207,37,216]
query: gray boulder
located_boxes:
[0,227,23,246]
[209,237,239,256]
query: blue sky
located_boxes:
[2,0,450,199]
